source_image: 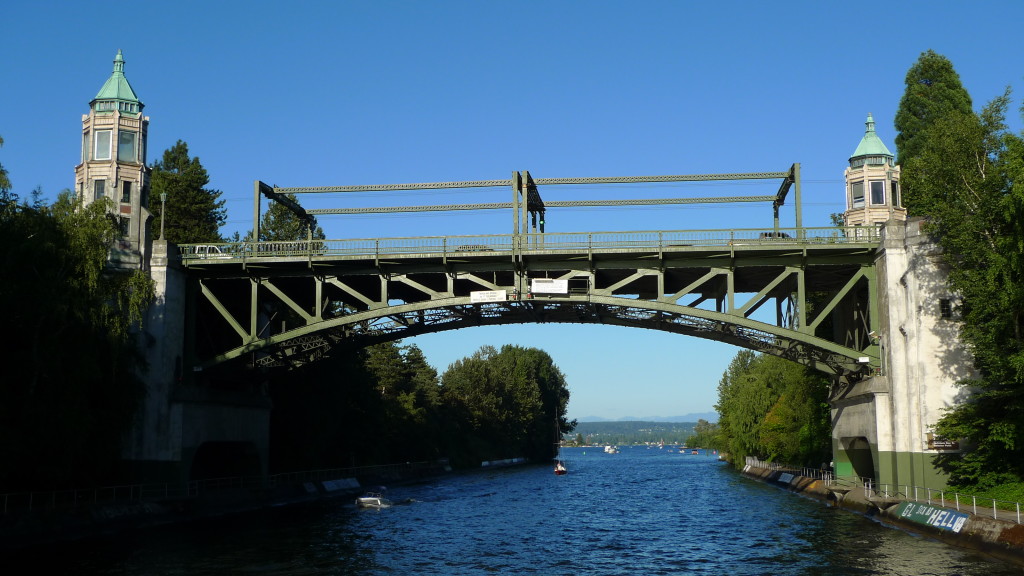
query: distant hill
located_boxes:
[575,412,718,424]
[568,421,704,445]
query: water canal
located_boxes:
[13,446,1021,574]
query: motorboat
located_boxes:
[604,445,619,454]
[355,491,393,508]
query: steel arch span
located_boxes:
[234,297,873,379]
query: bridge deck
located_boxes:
[179,227,879,266]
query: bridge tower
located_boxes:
[74,53,271,486]
[75,50,152,269]
[831,115,968,490]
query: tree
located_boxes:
[715,351,830,466]
[684,418,721,450]
[440,344,572,466]
[150,140,226,243]
[0,191,154,489]
[911,91,1024,489]
[0,135,10,193]
[894,50,974,213]
[253,192,325,242]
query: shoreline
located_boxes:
[0,460,461,551]
[739,463,1024,567]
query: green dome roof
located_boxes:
[92,50,143,111]
[850,113,892,161]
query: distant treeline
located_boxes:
[570,421,699,445]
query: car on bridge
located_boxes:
[191,244,231,259]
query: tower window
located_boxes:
[939,299,953,319]
[118,131,137,162]
[94,130,112,160]
[891,181,901,207]
[870,181,885,205]
[851,181,865,208]
[121,181,132,203]
[94,179,106,201]
[118,216,130,237]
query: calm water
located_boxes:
[14,446,1023,575]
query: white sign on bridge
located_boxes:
[531,278,568,294]
[470,290,507,303]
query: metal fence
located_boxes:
[744,456,1023,524]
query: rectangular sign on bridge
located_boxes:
[470,290,508,303]
[531,278,568,294]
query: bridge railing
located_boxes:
[179,226,880,262]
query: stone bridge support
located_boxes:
[122,240,270,486]
[831,218,974,489]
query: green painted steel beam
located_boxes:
[277,179,513,194]
[199,280,250,343]
[532,172,789,185]
[272,171,791,196]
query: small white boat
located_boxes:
[604,445,619,454]
[355,492,393,508]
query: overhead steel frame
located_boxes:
[186,166,878,382]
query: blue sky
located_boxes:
[4,1,1023,421]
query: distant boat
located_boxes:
[554,460,567,475]
[554,411,568,475]
[604,445,619,454]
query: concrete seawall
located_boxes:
[740,464,1024,567]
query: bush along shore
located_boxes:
[740,463,1024,567]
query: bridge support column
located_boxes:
[122,241,271,486]
[831,219,976,491]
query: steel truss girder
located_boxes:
[192,249,879,378]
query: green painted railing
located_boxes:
[179,226,880,262]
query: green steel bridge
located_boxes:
[176,165,881,383]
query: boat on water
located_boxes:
[553,411,568,475]
[355,491,393,508]
[604,445,620,454]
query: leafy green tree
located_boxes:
[894,50,973,213]
[150,140,226,243]
[684,418,721,450]
[912,91,1024,489]
[0,191,154,489]
[440,344,571,466]
[715,351,830,466]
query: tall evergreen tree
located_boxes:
[150,140,226,243]
[0,135,10,193]
[894,50,973,214]
[253,192,325,242]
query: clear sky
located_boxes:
[4,1,1022,421]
